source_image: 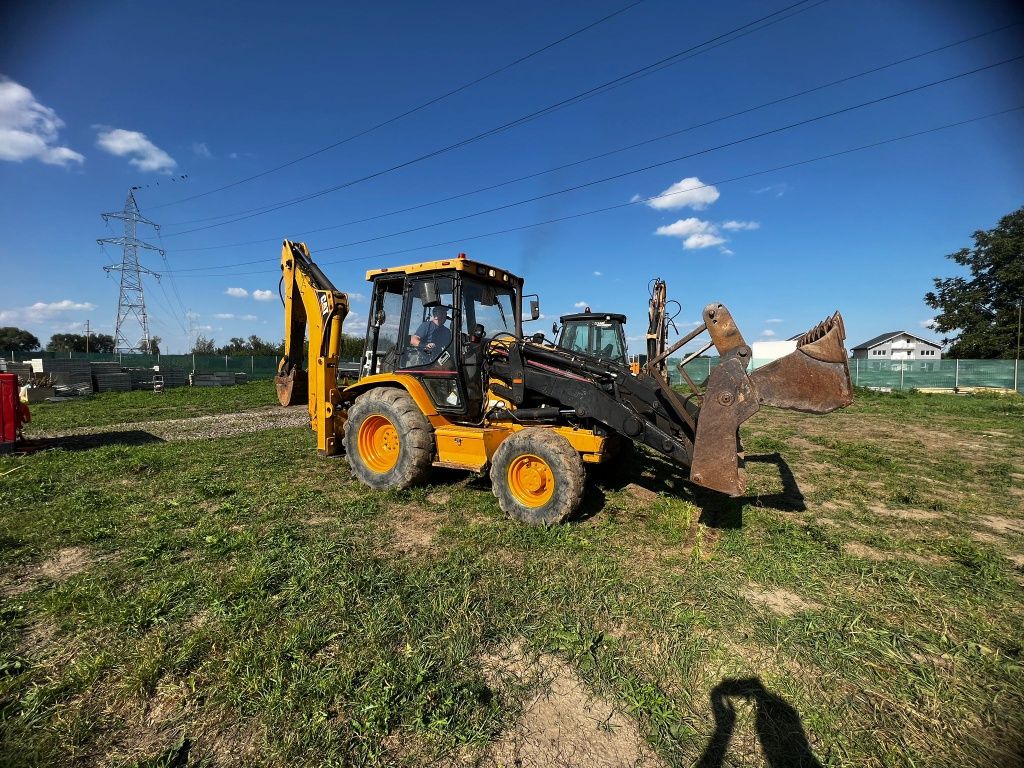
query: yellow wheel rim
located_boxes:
[358,414,400,473]
[507,454,555,507]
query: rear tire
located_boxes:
[344,388,434,489]
[490,428,585,526]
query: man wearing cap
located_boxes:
[410,306,453,355]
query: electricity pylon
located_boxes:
[98,189,164,353]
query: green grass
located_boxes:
[24,381,277,432]
[1,388,1022,766]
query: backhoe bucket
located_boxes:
[275,365,308,407]
[749,311,853,414]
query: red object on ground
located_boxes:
[0,372,26,446]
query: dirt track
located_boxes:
[29,406,308,445]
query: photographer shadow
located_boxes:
[696,676,822,768]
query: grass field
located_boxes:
[1,383,1022,767]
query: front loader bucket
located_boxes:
[275,366,308,407]
[689,311,852,497]
[749,311,853,414]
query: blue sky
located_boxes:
[1,0,1022,354]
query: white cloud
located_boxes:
[754,183,788,197]
[252,289,274,302]
[0,77,84,167]
[919,318,937,329]
[225,287,248,298]
[719,247,734,256]
[593,271,603,277]
[95,127,176,173]
[574,301,589,309]
[0,299,95,324]
[765,318,783,324]
[214,313,235,319]
[721,220,760,231]
[192,141,212,158]
[760,329,777,338]
[655,218,725,249]
[346,292,367,303]
[240,314,258,321]
[645,177,719,211]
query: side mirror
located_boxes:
[529,298,540,321]
[552,322,558,336]
[421,281,441,307]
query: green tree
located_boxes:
[140,336,162,354]
[191,335,216,354]
[0,326,40,353]
[47,333,87,352]
[925,206,1024,359]
[91,334,116,354]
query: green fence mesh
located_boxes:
[665,357,1022,393]
[6,350,1022,391]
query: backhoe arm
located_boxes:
[275,240,350,456]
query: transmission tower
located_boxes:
[98,189,165,353]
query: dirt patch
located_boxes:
[427,490,450,505]
[971,531,1003,546]
[842,542,947,567]
[624,483,659,504]
[741,584,820,617]
[481,641,663,768]
[1006,553,1024,568]
[978,515,1024,536]
[388,504,438,554]
[2,546,93,597]
[869,505,942,522]
[100,681,262,767]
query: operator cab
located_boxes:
[555,310,629,367]
[360,254,536,420]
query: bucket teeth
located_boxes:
[795,311,845,348]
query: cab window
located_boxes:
[401,276,455,369]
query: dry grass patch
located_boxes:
[1,545,94,597]
[388,504,440,555]
[978,515,1024,536]
[480,641,663,768]
[869,504,943,522]
[842,542,948,566]
[741,584,821,617]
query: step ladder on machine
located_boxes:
[153,374,164,394]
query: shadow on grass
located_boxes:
[696,676,822,768]
[24,431,165,453]
[597,449,807,529]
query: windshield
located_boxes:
[561,320,626,364]
[462,278,516,339]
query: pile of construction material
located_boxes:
[0,361,34,386]
[191,371,248,387]
[158,368,189,388]
[31,358,93,395]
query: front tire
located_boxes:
[490,428,585,526]
[344,388,434,489]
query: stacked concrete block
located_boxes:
[0,361,34,386]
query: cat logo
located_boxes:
[318,292,330,320]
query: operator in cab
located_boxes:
[410,306,452,354]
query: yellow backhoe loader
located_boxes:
[276,240,853,525]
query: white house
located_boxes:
[851,331,942,361]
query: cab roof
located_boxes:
[559,312,627,324]
[365,254,522,286]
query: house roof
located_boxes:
[851,331,941,350]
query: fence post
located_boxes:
[707,357,712,380]
[251,355,255,373]
[955,359,959,389]
[1015,358,1019,394]
[900,362,905,391]
[224,355,228,370]
[855,358,859,386]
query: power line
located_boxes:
[168,21,1021,256]
[169,55,1023,273]
[146,1,647,212]
[170,105,1023,279]
[159,0,828,235]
